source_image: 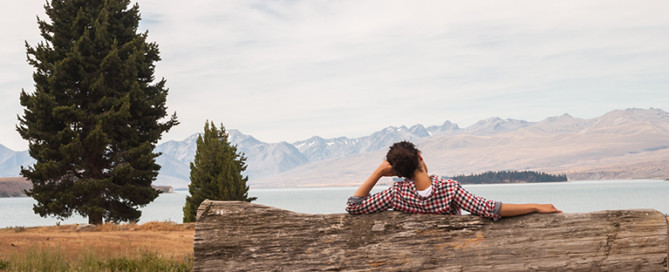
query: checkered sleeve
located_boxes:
[345,187,394,215]
[451,181,501,220]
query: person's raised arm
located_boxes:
[346,161,397,214]
[353,161,395,197]
[499,203,562,217]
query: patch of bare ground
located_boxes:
[0,221,195,262]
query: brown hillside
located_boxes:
[0,178,173,197]
[0,177,30,197]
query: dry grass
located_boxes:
[0,221,195,264]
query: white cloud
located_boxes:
[1,0,668,151]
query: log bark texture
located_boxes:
[194,200,668,271]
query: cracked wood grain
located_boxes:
[194,200,668,272]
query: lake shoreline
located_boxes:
[3,177,668,196]
[3,179,668,228]
[0,177,173,198]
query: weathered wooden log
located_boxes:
[194,200,668,271]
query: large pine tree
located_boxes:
[183,121,255,223]
[17,0,178,225]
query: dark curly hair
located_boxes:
[386,141,421,179]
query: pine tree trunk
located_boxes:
[88,214,103,225]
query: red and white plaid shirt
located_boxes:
[346,175,501,220]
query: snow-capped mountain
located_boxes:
[154,134,200,188]
[293,124,441,163]
[0,145,33,177]
[228,129,308,180]
[254,108,669,187]
[580,108,669,135]
[462,117,532,135]
[4,108,669,188]
[293,136,359,162]
[519,114,593,134]
[154,129,309,186]
[426,120,460,135]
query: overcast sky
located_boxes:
[1,1,668,151]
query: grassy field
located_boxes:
[0,222,194,271]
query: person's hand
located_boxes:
[352,161,396,197]
[535,204,562,214]
[375,161,396,177]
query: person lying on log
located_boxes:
[346,141,562,219]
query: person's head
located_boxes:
[386,141,422,179]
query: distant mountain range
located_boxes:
[2,108,668,188]
[0,145,31,177]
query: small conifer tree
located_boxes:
[183,121,256,223]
